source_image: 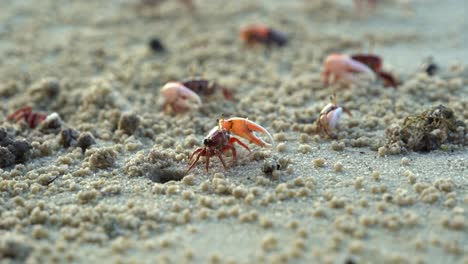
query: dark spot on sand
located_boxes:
[148,167,185,183]
[149,37,165,53]
[262,158,282,175]
[46,175,61,186]
[0,235,33,261]
[425,63,438,76]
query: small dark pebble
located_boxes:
[425,63,438,76]
[77,132,96,153]
[118,113,140,135]
[0,128,7,141]
[148,38,165,53]
[0,146,16,168]
[7,141,32,162]
[148,167,185,183]
[0,128,33,167]
[59,128,80,148]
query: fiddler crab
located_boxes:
[160,82,202,113]
[322,53,375,86]
[160,79,234,113]
[322,53,398,87]
[240,25,288,47]
[316,95,352,138]
[186,116,273,174]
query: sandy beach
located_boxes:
[0,0,467,263]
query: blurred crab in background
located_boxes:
[186,116,273,173]
[316,94,352,138]
[160,78,235,113]
[182,78,234,100]
[160,82,202,113]
[322,53,375,86]
[240,25,288,47]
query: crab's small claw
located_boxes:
[344,56,374,77]
[160,82,201,113]
[222,117,273,148]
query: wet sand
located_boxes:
[0,0,467,263]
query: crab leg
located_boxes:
[222,143,239,165]
[229,137,250,152]
[186,149,205,174]
[205,155,210,172]
[214,149,228,170]
[7,106,32,122]
[223,117,273,148]
[188,148,203,163]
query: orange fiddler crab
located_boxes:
[240,25,288,47]
[186,116,273,173]
[316,94,352,138]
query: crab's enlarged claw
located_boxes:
[345,57,375,78]
[160,82,201,113]
[223,117,273,148]
[351,54,383,72]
